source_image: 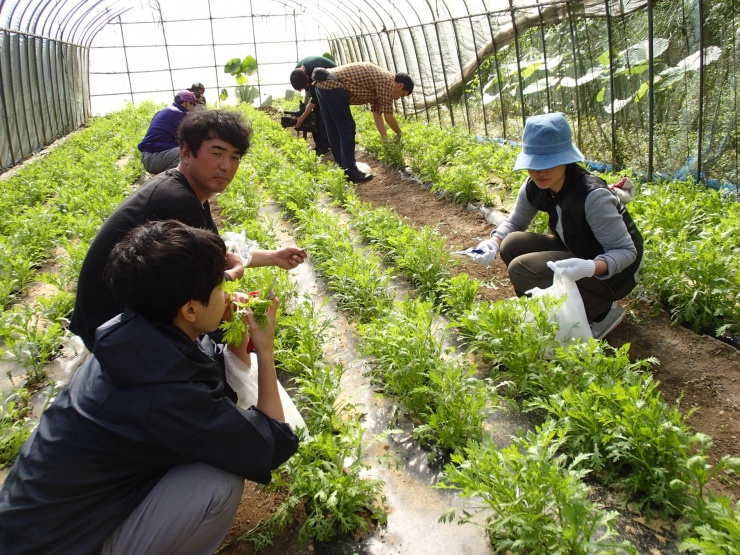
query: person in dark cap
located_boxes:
[137,90,198,174]
[470,112,643,339]
[290,55,336,155]
[189,82,207,106]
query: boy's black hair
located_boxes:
[290,68,310,91]
[104,220,227,325]
[394,73,414,94]
[178,109,252,158]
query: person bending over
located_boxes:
[313,61,414,183]
[471,112,643,339]
[71,109,307,352]
[0,220,299,555]
[289,55,337,155]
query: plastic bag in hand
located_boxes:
[223,349,307,432]
[222,230,258,267]
[526,266,592,346]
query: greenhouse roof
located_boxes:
[1,0,647,46]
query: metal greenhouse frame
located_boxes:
[1,0,738,192]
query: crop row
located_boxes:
[214,147,386,548]
[0,104,158,466]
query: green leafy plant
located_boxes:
[436,273,480,319]
[358,297,491,456]
[670,434,740,552]
[239,361,387,548]
[218,280,272,347]
[532,370,698,515]
[275,300,333,376]
[440,421,635,554]
[222,55,258,102]
[452,296,559,393]
[2,305,66,387]
[411,359,491,455]
[358,298,443,413]
[679,494,740,554]
[631,178,740,336]
[0,388,32,467]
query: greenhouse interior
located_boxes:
[1,0,739,554]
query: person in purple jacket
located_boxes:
[137,90,198,174]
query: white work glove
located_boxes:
[610,177,636,204]
[472,239,499,266]
[548,258,596,281]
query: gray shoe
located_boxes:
[590,304,626,339]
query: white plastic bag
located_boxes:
[526,267,592,345]
[223,348,307,432]
[221,230,258,268]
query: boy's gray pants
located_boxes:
[101,463,244,555]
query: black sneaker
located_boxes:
[346,169,373,183]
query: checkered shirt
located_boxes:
[314,62,396,114]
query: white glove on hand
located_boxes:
[548,258,596,281]
[472,239,499,266]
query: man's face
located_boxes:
[392,82,410,100]
[179,138,242,202]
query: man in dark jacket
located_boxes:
[290,55,337,155]
[137,90,197,174]
[0,220,299,554]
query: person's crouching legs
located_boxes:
[102,463,244,555]
[500,231,571,296]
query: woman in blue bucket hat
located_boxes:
[471,112,644,339]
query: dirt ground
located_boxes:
[217,151,739,554]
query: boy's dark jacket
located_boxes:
[0,310,298,555]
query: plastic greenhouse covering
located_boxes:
[1,0,738,192]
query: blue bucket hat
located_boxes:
[513,112,584,171]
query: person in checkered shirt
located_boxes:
[313,61,414,183]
